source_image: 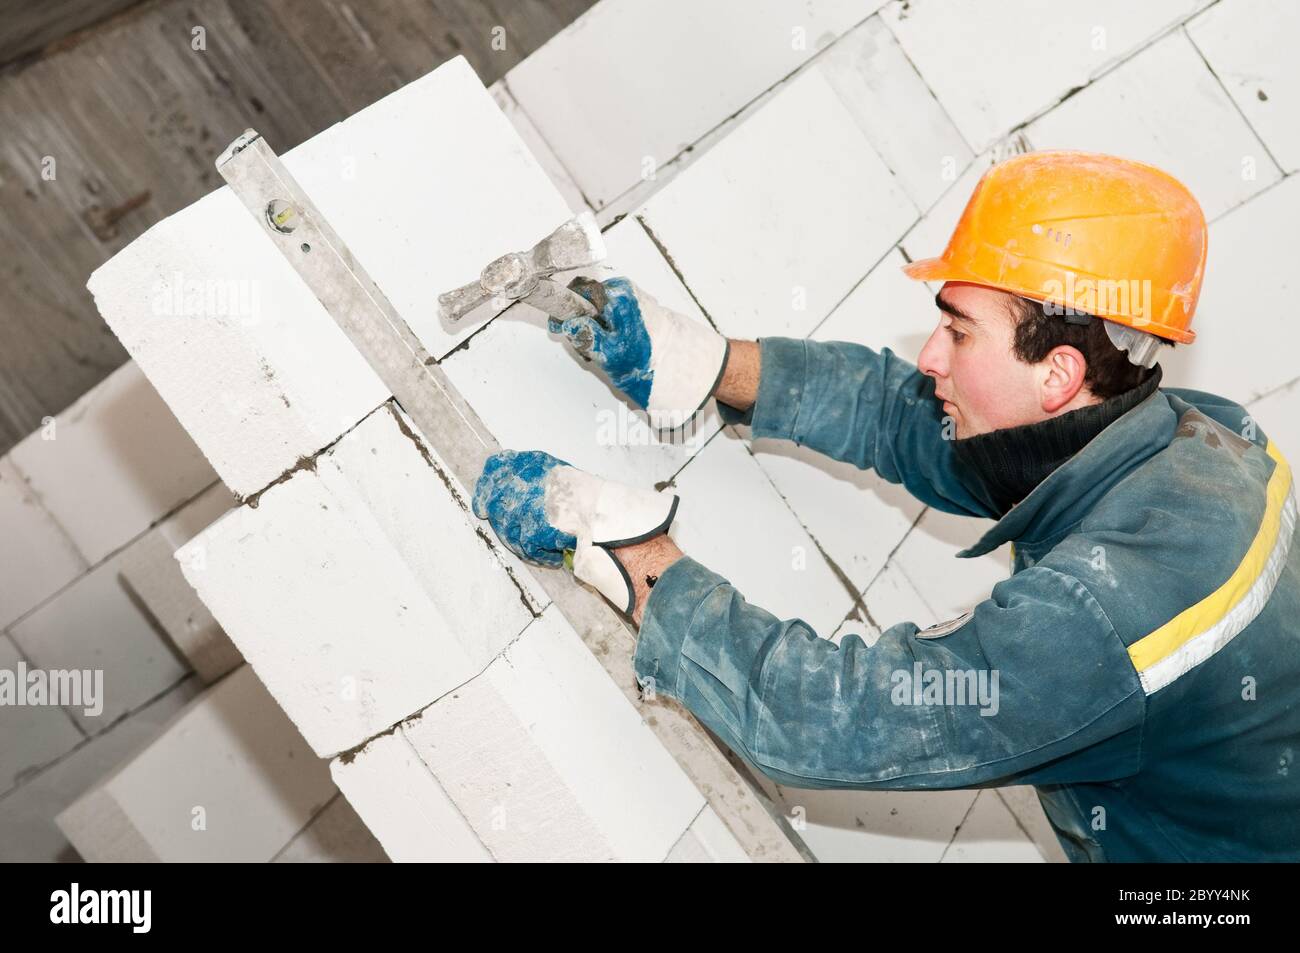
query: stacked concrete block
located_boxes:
[330,730,490,863]
[506,0,879,212]
[8,548,189,732]
[879,0,1212,151]
[996,785,1071,864]
[1248,379,1300,467]
[900,153,995,283]
[397,604,712,861]
[669,432,857,638]
[759,779,980,863]
[1020,30,1282,220]
[181,403,735,861]
[118,483,241,684]
[735,250,934,594]
[88,56,572,500]
[273,795,389,863]
[665,807,752,863]
[1187,0,1300,174]
[0,456,86,630]
[177,404,544,758]
[813,16,974,211]
[0,633,84,797]
[7,361,216,566]
[489,80,592,218]
[941,790,1050,863]
[0,366,230,855]
[1161,175,1300,402]
[890,508,1012,624]
[56,665,337,863]
[635,67,917,340]
[0,679,203,862]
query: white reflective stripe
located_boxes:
[1138,485,1297,695]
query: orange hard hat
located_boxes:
[902,151,1207,343]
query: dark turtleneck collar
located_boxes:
[952,363,1164,517]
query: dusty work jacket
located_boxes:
[633,337,1300,862]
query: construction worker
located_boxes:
[472,151,1300,862]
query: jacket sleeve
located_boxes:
[716,336,997,517]
[633,555,1148,790]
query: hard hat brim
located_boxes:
[901,256,981,284]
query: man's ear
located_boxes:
[1040,344,1089,413]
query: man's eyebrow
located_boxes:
[935,292,979,325]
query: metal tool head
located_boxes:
[438,212,606,324]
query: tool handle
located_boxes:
[521,280,608,329]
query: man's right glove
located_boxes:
[548,274,728,431]
[472,449,678,615]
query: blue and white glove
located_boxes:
[548,275,728,431]
[472,449,678,615]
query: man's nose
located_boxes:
[917,324,948,379]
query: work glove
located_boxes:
[472,449,678,615]
[548,275,728,431]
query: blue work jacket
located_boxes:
[634,336,1300,862]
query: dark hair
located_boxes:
[1006,296,1172,400]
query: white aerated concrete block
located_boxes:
[889,508,1011,625]
[507,0,878,210]
[738,250,934,594]
[0,679,202,862]
[757,774,978,863]
[0,457,86,630]
[941,789,1043,863]
[490,80,592,216]
[8,362,215,566]
[119,483,241,683]
[1161,175,1300,402]
[442,215,722,489]
[0,633,84,798]
[665,807,750,863]
[1022,30,1282,220]
[1249,379,1300,466]
[637,67,917,339]
[331,730,491,863]
[179,404,542,757]
[1188,0,1300,174]
[273,795,389,863]
[880,0,1210,151]
[899,153,990,273]
[997,785,1069,863]
[56,665,334,862]
[816,16,975,211]
[89,56,571,499]
[402,605,706,862]
[671,431,856,637]
[8,552,188,733]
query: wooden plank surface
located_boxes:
[0,0,595,456]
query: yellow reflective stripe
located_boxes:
[1128,439,1293,679]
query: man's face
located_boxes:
[916,282,1063,439]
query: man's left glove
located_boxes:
[472,449,678,615]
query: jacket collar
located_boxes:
[957,375,1177,558]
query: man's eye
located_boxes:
[947,327,966,343]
